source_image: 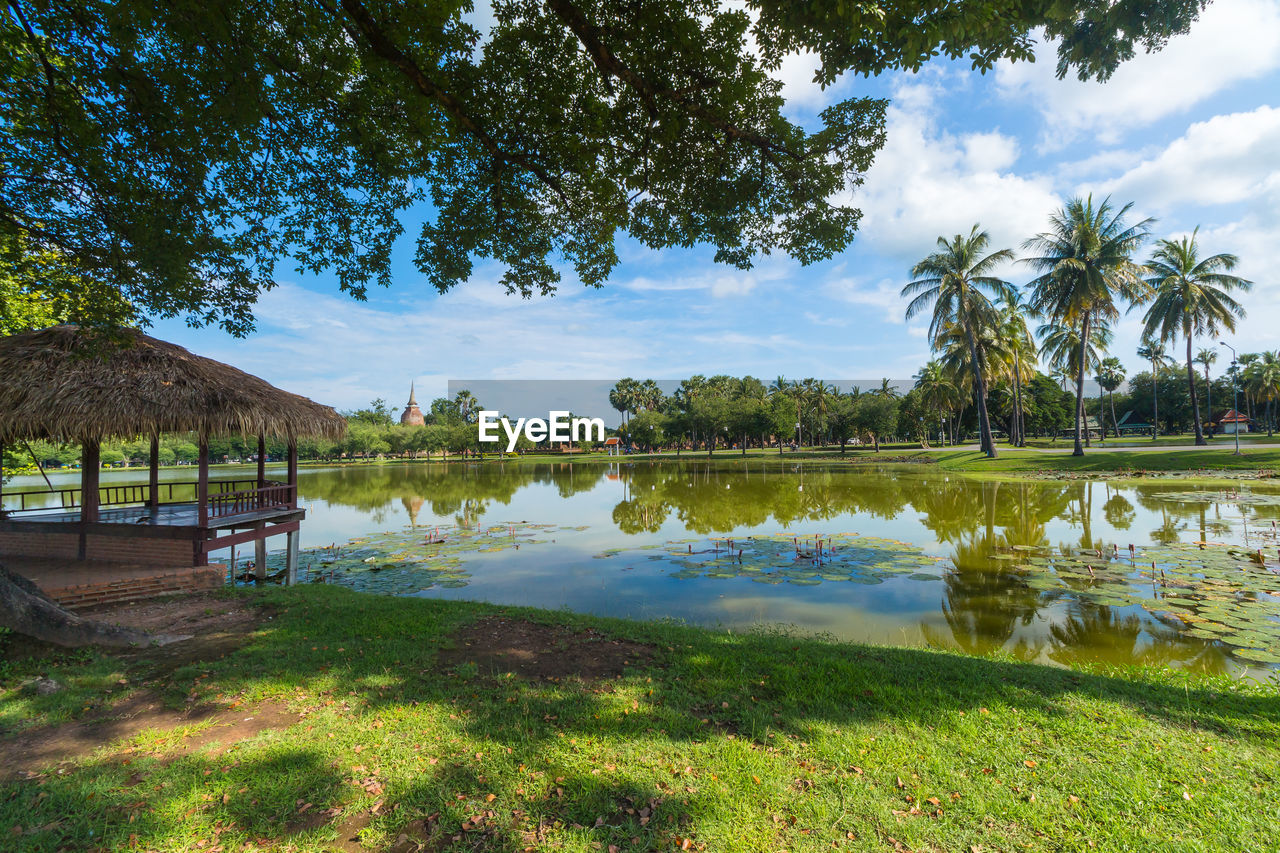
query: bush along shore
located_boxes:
[2,586,1277,852]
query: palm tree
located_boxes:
[913,360,959,447]
[1136,339,1173,439]
[996,289,1038,446]
[1140,230,1252,445]
[636,379,665,412]
[903,225,1014,458]
[610,378,640,428]
[1244,352,1280,436]
[1025,195,1153,455]
[1038,319,1114,446]
[1195,348,1218,432]
[1097,357,1125,438]
[453,389,478,424]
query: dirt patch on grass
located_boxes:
[1,693,302,781]
[0,591,282,779]
[439,616,653,681]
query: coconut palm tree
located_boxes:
[1140,230,1252,445]
[903,225,1014,458]
[1195,348,1218,431]
[1038,319,1114,446]
[913,360,959,447]
[1244,352,1280,436]
[996,289,1038,446]
[1024,196,1153,455]
[1097,357,1125,438]
[1136,339,1173,439]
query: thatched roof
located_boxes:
[0,326,347,443]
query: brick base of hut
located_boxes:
[8,559,226,609]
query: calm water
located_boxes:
[8,460,1280,675]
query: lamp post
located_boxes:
[1220,341,1242,456]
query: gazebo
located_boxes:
[0,326,345,604]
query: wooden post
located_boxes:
[197,431,209,528]
[254,522,267,580]
[81,438,100,523]
[0,439,5,518]
[287,439,298,508]
[148,432,160,518]
[285,528,299,585]
[257,434,266,491]
[79,438,100,560]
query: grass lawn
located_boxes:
[921,447,1280,477]
[2,586,1277,852]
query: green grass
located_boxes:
[921,447,1280,477]
[2,587,1278,851]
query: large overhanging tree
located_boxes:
[2,0,1212,334]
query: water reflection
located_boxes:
[8,460,1277,673]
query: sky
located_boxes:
[153,0,1280,414]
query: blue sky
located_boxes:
[154,0,1280,413]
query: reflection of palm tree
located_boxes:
[923,530,1044,660]
[1048,600,1226,673]
[1102,490,1135,530]
[612,498,669,534]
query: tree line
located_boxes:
[904,197,1256,457]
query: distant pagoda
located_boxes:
[399,382,425,426]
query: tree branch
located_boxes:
[326,0,569,204]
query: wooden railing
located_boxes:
[1,479,286,515]
[207,483,296,518]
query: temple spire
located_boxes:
[400,380,425,426]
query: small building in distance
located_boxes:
[400,383,425,426]
[1218,409,1251,434]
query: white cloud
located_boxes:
[1096,106,1280,210]
[619,259,792,298]
[852,77,1060,265]
[823,276,907,324]
[995,0,1280,146]
[774,51,832,111]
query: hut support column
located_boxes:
[256,434,266,491]
[196,433,209,566]
[79,439,100,560]
[287,440,298,508]
[254,523,267,580]
[148,433,160,519]
[285,529,299,585]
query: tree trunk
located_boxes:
[1204,365,1212,435]
[1012,355,1024,447]
[1072,314,1089,456]
[1151,358,1160,441]
[1187,334,1206,445]
[1109,390,1120,438]
[1,566,188,648]
[965,324,997,458]
[1098,379,1107,441]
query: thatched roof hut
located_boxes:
[0,325,346,443]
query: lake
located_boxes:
[8,460,1280,674]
